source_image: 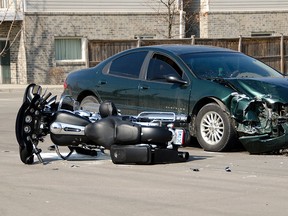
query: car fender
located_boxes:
[189,96,231,137]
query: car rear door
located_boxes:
[138,52,191,115]
[96,51,148,115]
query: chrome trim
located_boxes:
[137,112,187,123]
[50,122,85,135]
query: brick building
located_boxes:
[1,0,288,84]
[196,0,288,38]
[0,0,184,84]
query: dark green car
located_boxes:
[63,45,288,153]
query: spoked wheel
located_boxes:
[80,95,100,113]
[196,103,236,152]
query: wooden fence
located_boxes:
[88,35,288,74]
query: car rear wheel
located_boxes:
[196,103,235,152]
[80,95,100,113]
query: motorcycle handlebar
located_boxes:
[42,92,52,102]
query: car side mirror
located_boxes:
[164,75,188,85]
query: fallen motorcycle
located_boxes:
[15,84,189,165]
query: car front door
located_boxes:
[138,53,191,115]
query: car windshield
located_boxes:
[180,52,283,79]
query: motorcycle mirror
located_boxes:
[32,85,42,95]
[23,83,42,103]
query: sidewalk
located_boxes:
[0,84,63,93]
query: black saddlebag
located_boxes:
[110,145,152,164]
[110,145,189,164]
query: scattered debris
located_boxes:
[71,165,80,168]
[190,168,200,172]
[225,166,231,172]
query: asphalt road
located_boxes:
[0,87,288,216]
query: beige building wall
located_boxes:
[24,12,180,84]
[200,11,288,38]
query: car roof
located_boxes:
[133,44,238,55]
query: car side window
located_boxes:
[108,51,147,78]
[147,54,182,82]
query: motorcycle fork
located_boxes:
[27,136,44,164]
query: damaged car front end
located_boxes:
[227,79,288,153]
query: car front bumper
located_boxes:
[239,123,288,154]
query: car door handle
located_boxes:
[139,85,150,90]
[98,80,107,85]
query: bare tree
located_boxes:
[144,0,180,38]
[160,0,177,38]
[183,0,200,37]
[0,0,23,57]
[145,0,199,38]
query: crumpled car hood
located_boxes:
[223,77,288,154]
[225,77,288,103]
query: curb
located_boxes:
[0,85,63,93]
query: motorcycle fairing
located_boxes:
[15,94,44,164]
[15,102,35,164]
[15,84,58,164]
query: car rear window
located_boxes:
[108,51,147,78]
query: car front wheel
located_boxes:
[196,103,236,152]
[80,95,100,113]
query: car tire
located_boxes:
[80,95,100,113]
[196,103,236,152]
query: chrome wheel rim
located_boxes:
[200,111,224,145]
[80,97,100,113]
[80,102,100,113]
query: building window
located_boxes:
[0,0,7,8]
[134,35,155,39]
[251,31,274,37]
[55,38,86,61]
